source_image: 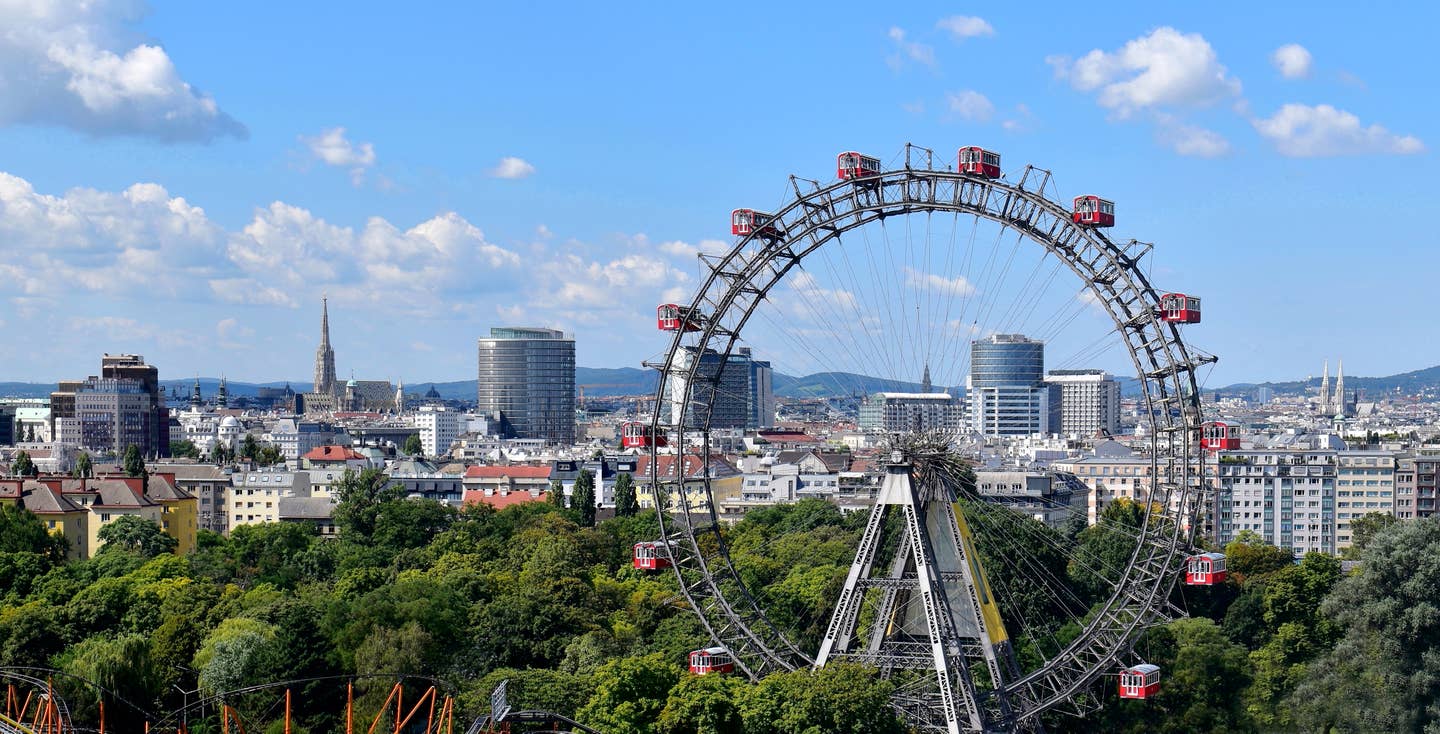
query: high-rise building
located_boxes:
[100,354,168,455]
[477,327,576,443]
[967,334,1056,436]
[1215,447,1339,555]
[313,295,337,396]
[737,348,775,429]
[668,347,750,429]
[1045,369,1121,437]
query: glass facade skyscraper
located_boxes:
[477,327,576,443]
[967,334,1057,436]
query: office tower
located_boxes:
[477,327,576,443]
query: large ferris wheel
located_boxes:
[641,144,1214,733]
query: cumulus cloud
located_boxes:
[0,0,244,141]
[1001,103,1035,132]
[1271,44,1312,79]
[886,27,936,70]
[1253,103,1424,157]
[936,15,994,40]
[303,127,376,185]
[1155,116,1231,157]
[490,157,536,179]
[946,90,995,122]
[1048,27,1241,116]
[904,267,976,297]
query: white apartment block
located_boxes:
[1044,370,1121,437]
[228,469,313,531]
[1335,451,1396,548]
[413,406,463,457]
[1216,450,1337,555]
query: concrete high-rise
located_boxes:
[477,327,575,443]
[967,334,1056,436]
[51,354,168,457]
[1045,369,1121,437]
[738,348,775,430]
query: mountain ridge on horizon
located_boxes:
[2,363,1439,401]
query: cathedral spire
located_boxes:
[1318,359,1330,415]
[1335,359,1345,417]
[921,363,932,394]
[314,294,338,396]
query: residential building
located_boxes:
[150,463,230,534]
[20,482,89,559]
[413,406,463,457]
[1045,369,1122,437]
[968,334,1057,436]
[385,458,464,504]
[279,497,337,536]
[300,445,368,499]
[462,465,553,507]
[266,419,346,461]
[1413,448,1440,519]
[1335,451,1396,548]
[477,327,576,443]
[1396,456,1418,519]
[549,456,639,508]
[973,470,1083,527]
[859,392,964,433]
[1215,449,1338,555]
[229,469,312,529]
[634,454,744,514]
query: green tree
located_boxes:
[10,450,37,477]
[1069,497,1148,605]
[574,469,596,527]
[257,444,284,467]
[577,653,682,734]
[1289,517,1440,733]
[169,440,201,459]
[331,468,403,542]
[241,433,260,461]
[403,434,423,456]
[549,478,566,508]
[74,452,93,478]
[658,673,748,734]
[97,515,177,557]
[56,633,162,731]
[1223,535,1293,582]
[193,617,283,695]
[1346,512,1398,556]
[24,425,35,443]
[211,444,232,465]
[122,444,145,477]
[613,472,639,517]
[0,503,65,559]
[742,663,902,734]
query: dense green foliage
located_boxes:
[1,485,1435,733]
[403,434,424,457]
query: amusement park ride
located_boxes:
[628,144,1228,732]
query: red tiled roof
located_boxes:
[634,454,739,480]
[464,465,552,480]
[462,488,549,509]
[302,445,366,462]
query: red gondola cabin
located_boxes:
[633,541,672,571]
[1159,293,1201,324]
[1201,421,1241,451]
[657,304,702,332]
[958,146,1002,178]
[837,151,882,180]
[1073,195,1116,227]
[688,647,735,675]
[1185,552,1227,586]
[1118,664,1161,699]
[731,209,785,238]
[621,421,668,449]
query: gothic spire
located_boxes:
[921,363,932,394]
[314,294,338,396]
[1335,359,1345,417]
[1318,359,1330,415]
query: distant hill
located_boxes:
[3,363,1437,402]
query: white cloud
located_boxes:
[303,127,376,185]
[490,157,536,179]
[946,90,995,122]
[1002,103,1035,132]
[0,0,244,141]
[660,239,729,259]
[886,27,936,70]
[1253,103,1424,157]
[1155,117,1231,157]
[1049,27,1241,116]
[904,267,976,297]
[1271,44,1312,80]
[936,15,994,40]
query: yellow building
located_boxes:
[20,482,89,560]
[147,473,199,555]
[635,455,744,518]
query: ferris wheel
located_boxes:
[640,144,1214,733]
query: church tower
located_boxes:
[1318,359,1330,415]
[1335,359,1346,417]
[314,295,338,396]
[922,363,933,394]
[217,376,228,409]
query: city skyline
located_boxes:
[0,2,1434,385]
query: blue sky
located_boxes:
[0,1,1433,387]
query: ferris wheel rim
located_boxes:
[647,153,1210,723]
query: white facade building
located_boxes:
[1045,370,1122,437]
[413,406,463,457]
